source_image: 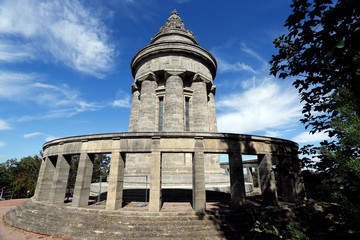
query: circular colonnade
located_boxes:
[33,132,304,213]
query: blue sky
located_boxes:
[0,0,330,162]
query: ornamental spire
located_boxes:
[150,9,197,44]
[164,9,185,30]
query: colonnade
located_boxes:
[33,133,304,213]
[128,71,217,133]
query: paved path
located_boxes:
[0,199,54,240]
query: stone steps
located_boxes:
[5,200,235,239]
[6,199,311,240]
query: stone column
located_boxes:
[48,154,71,204]
[106,151,125,210]
[246,167,253,184]
[208,85,218,132]
[138,73,158,132]
[163,71,184,131]
[277,155,294,202]
[277,154,305,202]
[191,74,209,132]
[192,137,206,213]
[149,137,162,212]
[33,156,56,201]
[293,154,305,200]
[128,83,140,132]
[256,167,261,188]
[258,154,278,205]
[72,150,94,207]
[229,152,246,209]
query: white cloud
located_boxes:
[0,141,5,147]
[217,57,257,74]
[112,97,131,108]
[23,132,57,142]
[0,0,114,77]
[0,42,34,62]
[0,119,11,130]
[45,136,57,142]
[292,131,330,143]
[240,42,268,67]
[24,132,43,138]
[217,78,302,134]
[112,90,131,108]
[0,71,101,121]
[264,130,282,138]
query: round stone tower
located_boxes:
[129,10,218,133]
[125,10,226,190]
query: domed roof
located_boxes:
[131,10,217,79]
[150,10,198,45]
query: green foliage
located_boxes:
[66,154,110,191]
[271,0,360,233]
[0,154,42,198]
[286,223,310,240]
[252,220,283,240]
[91,154,110,183]
[270,0,360,135]
[252,221,309,240]
[67,155,79,190]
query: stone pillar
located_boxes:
[229,152,246,209]
[277,154,305,202]
[277,155,294,202]
[192,137,206,213]
[72,151,94,207]
[293,154,306,200]
[258,154,278,205]
[48,154,71,204]
[33,156,56,201]
[191,74,209,132]
[138,73,158,132]
[163,71,184,131]
[149,137,162,212]
[128,83,140,132]
[106,151,125,210]
[208,85,218,132]
[256,167,261,188]
[246,167,253,184]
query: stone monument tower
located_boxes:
[125,10,227,190]
[129,9,217,133]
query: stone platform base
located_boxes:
[5,198,312,240]
[5,199,227,240]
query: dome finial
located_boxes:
[165,9,185,30]
[149,10,198,45]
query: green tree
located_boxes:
[0,159,19,197]
[67,155,79,191]
[91,154,110,183]
[0,154,42,198]
[270,0,360,136]
[271,0,360,232]
[66,154,110,191]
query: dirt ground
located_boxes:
[0,199,55,240]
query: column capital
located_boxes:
[131,83,139,93]
[164,69,186,79]
[135,71,157,82]
[192,73,211,84]
[210,85,216,95]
